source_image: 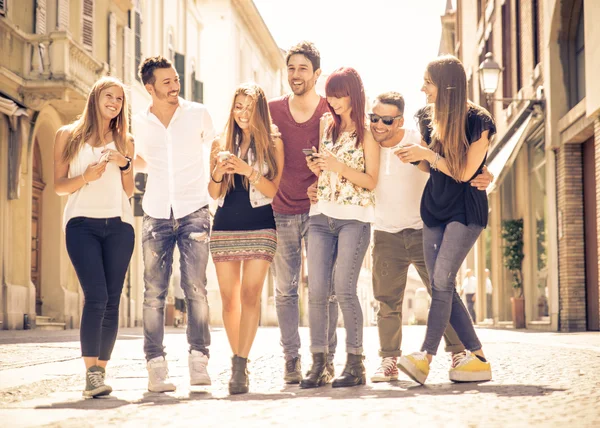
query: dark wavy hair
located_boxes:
[139,55,173,85]
[285,41,321,72]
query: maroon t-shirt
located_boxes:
[269,95,330,215]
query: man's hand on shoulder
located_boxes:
[470,165,494,191]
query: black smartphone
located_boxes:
[302,148,314,157]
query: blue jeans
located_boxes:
[66,217,134,360]
[421,222,484,355]
[273,212,338,360]
[307,214,370,355]
[142,207,211,360]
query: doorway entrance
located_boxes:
[31,140,45,316]
[583,137,599,331]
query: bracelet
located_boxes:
[211,174,223,183]
[430,152,441,170]
[119,156,132,171]
[120,161,132,174]
[250,170,261,185]
[81,173,89,185]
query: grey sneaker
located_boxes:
[147,356,176,392]
[284,356,302,384]
[83,366,112,398]
[189,350,211,386]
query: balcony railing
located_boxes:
[0,19,106,109]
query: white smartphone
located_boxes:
[217,151,231,162]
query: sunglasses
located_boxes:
[368,113,402,126]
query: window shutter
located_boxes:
[0,0,6,17]
[108,12,117,75]
[174,52,185,99]
[82,0,94,53]
[134,6,142,81]
[57,0,69,31]
[191,70,203,103]
[35,0,46,34]
[123,26,133,85]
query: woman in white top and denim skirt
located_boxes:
[301,67,380,389]
[54,76,135,398]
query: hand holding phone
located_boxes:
[217,151,232,162]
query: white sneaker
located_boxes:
[189,350,211,386]
[147,356,176,392]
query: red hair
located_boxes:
[325,67,365,147]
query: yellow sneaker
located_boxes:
[449,352,492,382]
[398,352,430,385]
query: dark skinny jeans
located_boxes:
[66,217,134,361]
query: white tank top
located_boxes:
[63,142,134,230]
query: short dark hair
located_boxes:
[285,41,320,72]
[375,92,405,116]
[139,55,173,85]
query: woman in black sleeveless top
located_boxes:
[395,55,495,385]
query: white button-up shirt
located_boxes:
[133,98,215,220]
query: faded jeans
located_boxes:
[273,212,338,361]
[421,222,483,355]
[372,228,464,357]
[142,207,211,360]
[308,214,370,355]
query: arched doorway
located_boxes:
[31,139,45,315]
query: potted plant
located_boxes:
[501,219,525,328]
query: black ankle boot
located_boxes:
[229,355,249,394]
[299,353,332,389]
[332,353,366,388]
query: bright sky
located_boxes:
[254,0,449,125]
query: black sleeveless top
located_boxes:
[212,174,276,231]
[416,105,496,228]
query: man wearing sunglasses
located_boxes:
[368,92,493,382]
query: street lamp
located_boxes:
[478,52,545,106]
[479,52,502,95]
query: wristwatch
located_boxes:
[119,156,132,171]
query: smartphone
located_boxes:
[302,148,314,157]
[217,151,231,162]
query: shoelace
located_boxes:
[452,351,469,368]
[191,359,207,373]
[88,371,105,388]
[412,352,428,361]
[153,364,170,381]
[285,358,299,373]
[379,357,396,373]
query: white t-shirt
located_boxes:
[374,128,429,233]
[486,278,493,294]
[462,276,478,294]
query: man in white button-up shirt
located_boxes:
[133,56,215,393]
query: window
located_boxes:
[501,1,513,99]
[57,0,69,31]
[108,12,117,75]
[0,0,7,17]
[174,52,185,99]
[574,8,585,104]
[35,0,46,34]
[167,30,175,62]
[515,0,522,90]
[134,1,142,82]
[82,0,94,53]
[529,140,549,322]
[191,65,203,104]
[532,0,541,67]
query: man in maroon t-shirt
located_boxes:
[268,41,338,384]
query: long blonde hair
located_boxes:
[217,83,278,198]
[62,76,129,163]
[426,55,469,180]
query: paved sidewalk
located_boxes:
[1,326,599,427]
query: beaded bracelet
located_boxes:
[250,170,261,185]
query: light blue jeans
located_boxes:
[307,214,370,355]
[273,212,338,360]
[142,207,211,360]
[421,222,484,355]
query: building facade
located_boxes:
[0,0,135,330]
[0,0,286,330]
[441,0,600,331]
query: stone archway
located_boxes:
[31,139,46,315]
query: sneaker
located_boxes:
[189,350,211,386]
[451,351,467,369]
[147,356,177,392]
[371,357,399,382]
[398,352,430,385]
[284,356,303,384]
[83,366,112,398]
[449,352,492,382]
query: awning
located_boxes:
[486,113,536,194]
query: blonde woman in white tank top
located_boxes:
[54,76,135,398]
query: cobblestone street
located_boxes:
[1,326,599,427]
